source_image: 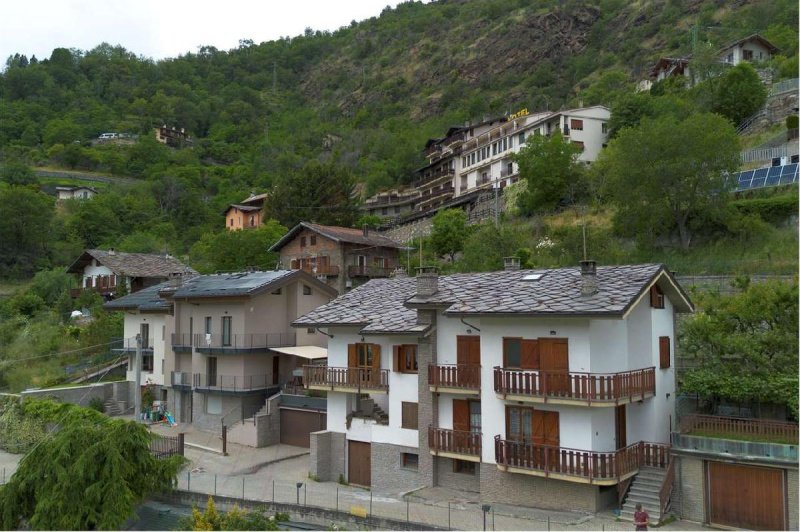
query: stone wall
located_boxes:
[479,463,604,513]
[436,456,480,492]
[255,393,282,447]
[382,217,433,244]
[675,454,705,523]
[371,442,425,494]
[788,468,798,531]
[309,430,346,482]
[21,380,132,411]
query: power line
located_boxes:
[0,340,123,366]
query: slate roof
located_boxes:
[293,277,428,334]
[66,249,196,278]
[170,269,336,300]
[269,222,403,252]
[294,264,693,334]
[103,282,173,312]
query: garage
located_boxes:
[707,462,786,530]
[279,408,326,448]
[348,440,371,487]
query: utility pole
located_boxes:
[494,182,499,227]
[134,333,142,421]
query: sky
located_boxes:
[0,0,406,64]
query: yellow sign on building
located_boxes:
[508,108,529,120]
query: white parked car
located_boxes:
[98,132,118,140]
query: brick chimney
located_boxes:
[503,256,520,271]
[416,266,438,297]
[580,260,597,296]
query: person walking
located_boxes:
[634,503,650,531]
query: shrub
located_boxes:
[786,115,798,130]
[729,194,799,225]
[88,397,105,413]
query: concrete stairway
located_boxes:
[373,404,389,425]
[620,466,667,523]
[103,399,127,416]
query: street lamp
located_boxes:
[482,504,491,531]
[296,482,303,505]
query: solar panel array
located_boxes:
[731,163,798,192]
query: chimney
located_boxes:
[169,272,183,288]
[580,260,598,296]
[503,256,520,271]
[416,266,439,297]
[392,268,408,278]
[362,224,369,237]
[108,248,116,255]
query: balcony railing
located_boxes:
[678,414,799,444]
[493,367,655,405]
[171,371,192,388]
[69,285,117,297]
[193,333,296,353]
[114,337,154,352]
[193,373,279,393]
[429,427,481,459]
[347,265,393,278]
[428,364,480,392]
[171,333,193,352]
[494,438,669,484]
[303,365,389,392]
[295,264,340,276]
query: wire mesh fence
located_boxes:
[173,471,640,531]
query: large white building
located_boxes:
[296,261,693,514]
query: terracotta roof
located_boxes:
[294,264,694,334]
[269,222,403,252]
[66,249,196,278]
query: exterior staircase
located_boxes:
[103,398,127,416]
[372,404,389,425]
[620,466,668,523]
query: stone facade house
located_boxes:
[295,261,693,515]
[269,222,404,294]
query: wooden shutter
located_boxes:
[290,259,298,269]
[393,345,400,372]
[521,339,539,369]
[372,344,381,369]
[659,336,671,369]
[453,399,470,432]
[650,285,664,308]
[348,344,357,368]
[402,402,418,430]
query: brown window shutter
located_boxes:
[393,345,400,372]
[453,399,469,432]
[372,344,381,369]
[521,339,539,369]
[290,259,298,269]
[348,344,357,368]
[659,336,671,368]
[402,402,419,430]
[650,285,664,308]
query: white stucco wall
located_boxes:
[82,263,115,287]
[123,312,166,385]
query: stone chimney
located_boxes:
[392,268,408,278]
[362,224,369,238]
[503,256,521,271]
[580,260,598,296]
[169,272,183,288]
[108,248,116,255]
[416,266,439,297]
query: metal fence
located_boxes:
[172,472,640,531]
[740,145,797,163]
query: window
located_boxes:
[393,344,418,373]
[570,119,583,130]
[307,328,316,334]
[743,49,753,61]
[401,402,418,429]
[221,316,232,346]
[349,343,380,368]
[142,354,154,372]
[382,207,388,215]
[519,132,525,145]
[303,284,312,295]
[229,218,234,227]
[506,406,534,442]
[659,336,671,369]
[503,337,539,369]
[601,122,608,134]
[140,323,150,348]
[454,459,476,474]
[394,206,400,214]
[401,453,418,470]
[572,141,585,151]
[310,235,316,245]
[650,285,664,309]
[271,288,282,295]
[469,401,482,432]
[300,236,307,247]
[205,317,212,335]
[249,215,255,227]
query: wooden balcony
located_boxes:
[428,364,480,394]
[347,265,393,278]
[295,264,340,276]
[678,414,799,445]
[429,427,481,462]
[69,285,116,298]
[193,333,296,354]
[494,437,669,485]
[493,367,656,406]
[303,365,389,393]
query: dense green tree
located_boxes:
[430,208,469,262]
[680,279,799,419]
[0,401,183,530]
[0,187,54,276]
[598,113,739,250]
[269,161,358,228]
[189,220,288,273]
[710,62,768,126]
[0,162,37,186]
[513,131,584,214]
[458,222,526,272]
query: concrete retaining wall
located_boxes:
[20,380,133,411]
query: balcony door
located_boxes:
[506,406,559,468]
[348,343,381,387]
[207,356,217,387]
[539,338,569,395]
[453,399,480,454]
[615,405,627,448]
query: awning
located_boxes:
[270,345,327,360]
